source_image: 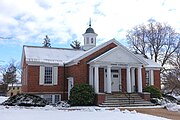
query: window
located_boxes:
[113,74,119,78]
[43,94,53,104]
[54,95,60,103]
[41,94,61,104]
[39,66,58,85]
[44,67,53,84]
[91,38,93,43]
[86,37,89,44]
[145,71,150,86]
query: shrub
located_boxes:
[143,85,162,98]
[69,84,95,106]
[1,93,48,107]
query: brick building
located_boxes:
[21,23,161,104]
[7,83,22,96]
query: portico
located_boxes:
[89,64,143,94]
[88,46,147,94]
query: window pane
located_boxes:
[91,38,93,43]
[113,74,119,78]
[44,67,53,84]
[43,94,52,104]
[55,95,60,103]
[145,71,150,86]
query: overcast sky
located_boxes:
[0,0,180,65]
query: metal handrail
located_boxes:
[119,84,135,105]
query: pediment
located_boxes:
[89,46,145,65]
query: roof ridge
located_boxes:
[23,45,84,51]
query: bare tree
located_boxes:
[168,46,180,69]
[70,40,81,49]
[162,69,180,95]
[162,47,180,95]
[127,21,180,67]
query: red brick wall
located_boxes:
[99,68,104,92]
[142,68,146,89]
[95,93,106,105]
[121,69,126,92]
[154,70,161,89]
[21,57,28,92]
[25,66,65,93]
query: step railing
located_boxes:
[119,84,135,105]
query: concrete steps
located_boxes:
[99,93,154,107]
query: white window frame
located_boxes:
[39,66,58,85]
[145,70,150,86]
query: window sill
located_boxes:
[42,84,54,86]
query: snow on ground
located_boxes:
[165,103,180,112]
[0,96,169,120]
[173,95,180,101]
[0,96,8,104]
[0,106,169,120]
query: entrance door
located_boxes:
[111,73,120,92]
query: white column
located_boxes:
[94,65,99,94]
[89,66,93,86]
[150,69,154,85]
[126,65,132,93]
[131,68,135,92]
[138,66,142,93]
[106,65,112,93]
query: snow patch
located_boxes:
[0,96,8,104]
[165,103,180,112]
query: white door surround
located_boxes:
[111,72,120,92]
[104,69,121,92]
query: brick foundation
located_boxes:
[95,93,106,105]
[139,92,151,101]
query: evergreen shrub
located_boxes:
[143,85,162,98]
[69,84,95,106]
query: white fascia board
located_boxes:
[21,46,26,68]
